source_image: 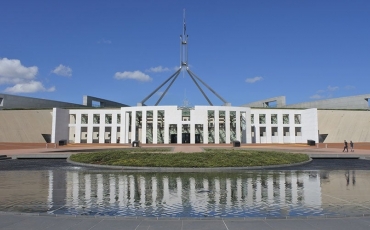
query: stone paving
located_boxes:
[1,142,370,159]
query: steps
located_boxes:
[0,155,12,160]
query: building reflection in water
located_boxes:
[61,171,323,217]
[1,170,370,217]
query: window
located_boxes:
[259,114,266,124]
[81,114,88,124]
[271,114,278,124]
[283,127,290,136]
[182,109,190,121]
[117,114,121,124]
[105,114,112,124]
[295,127,302,136]
[271,127,278,136]
[69,114,76,124]
[251,114,254,124]
[93,114,100,124]
[259,127,266,136]
[283,114,289,124]
[294,114,301,124]
[0,97,3,106]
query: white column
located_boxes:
[75,113,81,143]
[87,113,94,143]
[99,114,104,143]
[236,111,241,142]
[131,110,136,142]
[124,112,130,143]
[225,110,230,144]
[266,113,272,143]
[164,121,169,144]
[203,122,209,144]
[111,113,117,144]
[190,123,195,144]
[177,124,182,144]
[215,110,219,144]
[141,110,147,144]
[153,110,158,144]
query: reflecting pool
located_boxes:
[1,164,370,217]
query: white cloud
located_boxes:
[0,58,38,85]
[245,76,263,83]
[4,81,55,93]
[146,66,170,73]
[114,71,152,82]
[327,85,339,91]
[310,94,324,100]
[52,64,72,77]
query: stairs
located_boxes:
[0,155,12,160]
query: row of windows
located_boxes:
[70,114,121,125]
[251,114,301,125]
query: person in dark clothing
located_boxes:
[350,141,354,152]
[343,140,348,152]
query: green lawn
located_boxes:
[69,148,309,168]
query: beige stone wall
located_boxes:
[0,110,52,142]
[318,110,370,143]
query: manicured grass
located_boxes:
[69,148,309,168]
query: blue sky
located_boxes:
[1,0,369,106]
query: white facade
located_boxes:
[52,106,318,145]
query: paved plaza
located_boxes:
[1,142,370,229]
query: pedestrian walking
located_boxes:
[343,140,348,152]
[350,141,354,152]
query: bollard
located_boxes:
[54,144,57,148]
[326,144,327,148]
[46,143,48,149]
